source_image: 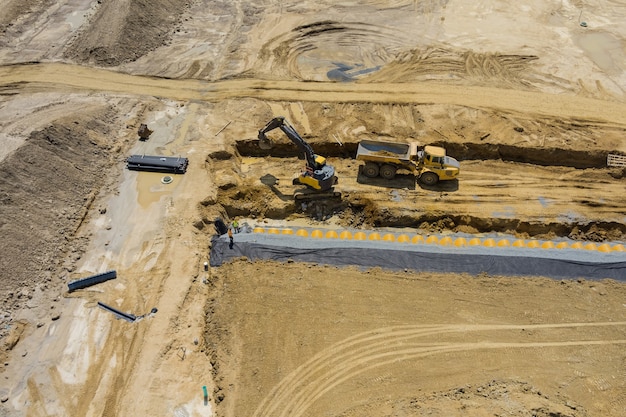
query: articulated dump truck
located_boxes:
[356,140,460,185]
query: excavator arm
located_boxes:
[257,116,336,191]
[258,117,326,171]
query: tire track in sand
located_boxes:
[1,63,626,127]
[252,321,626,417]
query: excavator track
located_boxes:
[294,191,342,203]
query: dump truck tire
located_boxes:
[363,162,379,178]
[420,171,439,185]
[380,164,397,180]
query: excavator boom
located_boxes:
[258,117,319,169]
[257,117,337,192]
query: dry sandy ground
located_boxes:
[209,262,626,417]
[0,1,625,417]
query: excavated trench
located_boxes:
[235,139,618,169]
[209,185,626,242]
[205,144,626,242]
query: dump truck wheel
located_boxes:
[380,164,397,180]
[363,162,379,178]
[420,171,439,186]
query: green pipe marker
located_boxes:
[203,385,208,399]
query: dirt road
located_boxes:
[1,1,625,417]
[3,63,626,127]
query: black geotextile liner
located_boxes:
[210,239,626,281]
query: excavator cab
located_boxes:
[313,154,327,170]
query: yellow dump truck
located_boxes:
[356,140,460,185]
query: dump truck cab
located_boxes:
[416,145,460,185]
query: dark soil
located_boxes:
[0,107,127,338]
[64,0,192,67]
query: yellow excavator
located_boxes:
[258,116,340,202]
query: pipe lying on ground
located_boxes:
[97,301,137,322]
[68,270,117,292]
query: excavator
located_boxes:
[258,116,340,202]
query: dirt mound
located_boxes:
[212,184,294,220]
[342,380,587,417]
[0,107,124,335]
[364,47,546,89]
[64,0,191,66]
[0,0,50,40]
[235,101,625,168]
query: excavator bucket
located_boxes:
[258,131,273,150]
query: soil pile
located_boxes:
[64,0,191,66]
[0,108,124,341]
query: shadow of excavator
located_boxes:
[260,173,343,221]
[260,174,295,202]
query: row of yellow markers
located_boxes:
[251,227,626,252]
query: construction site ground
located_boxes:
[1,1,626,416]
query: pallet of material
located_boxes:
[126,155,189,174]
[607,153,626,167]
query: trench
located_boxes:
[214,189,626,242]
[210,143,626,242]
[235,140,617,169]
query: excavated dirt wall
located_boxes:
[442,142,612,168]
[235,139,619,169]
[212,186,626,241]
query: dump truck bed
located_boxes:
[356,140,411,159]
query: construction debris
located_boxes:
[137,124,153,140]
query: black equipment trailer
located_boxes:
[126,155,189,174]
